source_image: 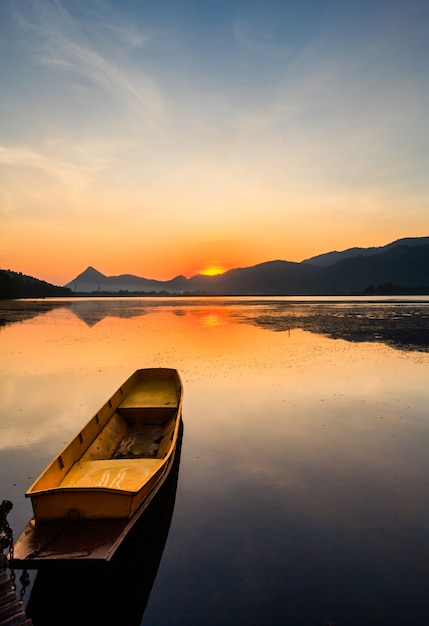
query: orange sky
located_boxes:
[1,1,429,286]
[3,209,425,286]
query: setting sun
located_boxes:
[199,265,227,276]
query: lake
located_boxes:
[2,296,429,625]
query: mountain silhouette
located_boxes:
[66,266,189,293]
[64,237,429,295]
[302,236,429,267]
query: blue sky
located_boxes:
[1,0,428,283]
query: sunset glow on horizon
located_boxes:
[1,0,429,286]
[199,265,228,277]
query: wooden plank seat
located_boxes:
[60,458,162,491]
[118,380,178,409]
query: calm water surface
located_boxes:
[1,296,429,625]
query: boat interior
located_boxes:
[28,377,180,494]
[77,378,179,462]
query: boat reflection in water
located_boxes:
[25,421,183,626]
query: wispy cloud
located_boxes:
[11,0,165,127]
[0,144,93,188]
[40,34,164,121]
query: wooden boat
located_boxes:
[12,367,183,566]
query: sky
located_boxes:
[1,0,429,286]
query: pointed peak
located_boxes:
[78,266,106,279]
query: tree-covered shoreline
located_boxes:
[0,270,72,299]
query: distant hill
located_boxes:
[64,236,429,296]
[302,236,429,267]
[0,270,72,299]
[66,266,189,294]
[301,243,429,294]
